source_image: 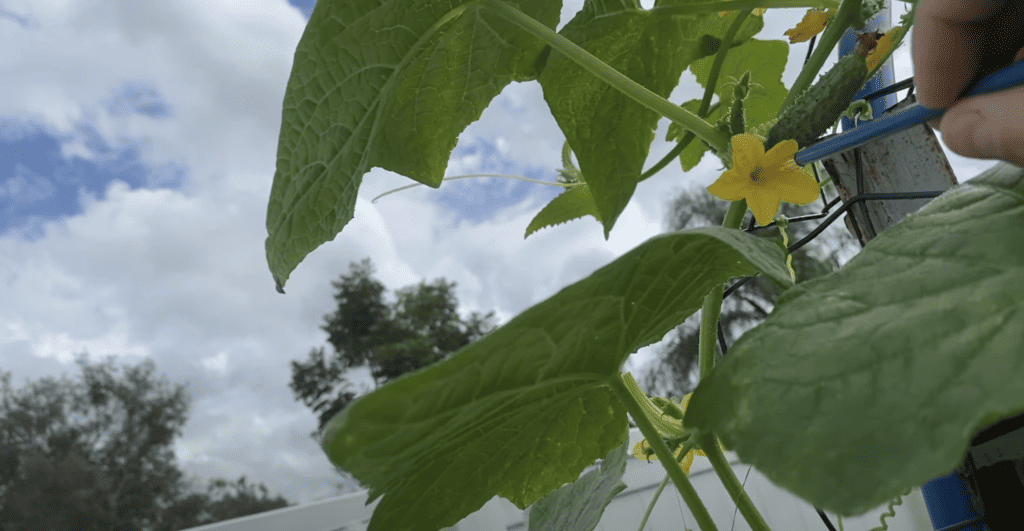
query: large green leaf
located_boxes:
[538,1,762,238]
[685,162,1024,515]
[266,0,559,291]
[322,227,792,531]
[528,438,629,531]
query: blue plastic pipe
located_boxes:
[921,474,983,531]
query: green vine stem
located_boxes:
[698,199,748,379]
[609,375,720,531]
[637,472,673,531]
[483,0,730,154]
[778,0,863,115]
[649,0,838,16]
[693,199,773,531]
[698,432,772,531]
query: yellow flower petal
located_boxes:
[707,170,750,201]
[763,139,799,168]
[783,9,834,43]
[745,188,783,227]
[634,438,707,474]
[632,394,707,472]
[774,171,821,206]
[680,450,696,474]
[633,440,655,461]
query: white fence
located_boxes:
[183,428,936,531]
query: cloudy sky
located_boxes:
[0,0,1002,506]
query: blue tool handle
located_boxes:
[793,56,1024,166]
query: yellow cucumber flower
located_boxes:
[783,8,835,43]
[707,134,820,227]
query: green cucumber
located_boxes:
[701,70,753,155]
[725,70,753,137]
[764,32,879,152]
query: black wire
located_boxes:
[816,509,838,531]
[717,320,728,357]
[861,76,915,104]
[804,35,817,68]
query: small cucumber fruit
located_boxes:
[764,32,879,152]
[701,70,754,155]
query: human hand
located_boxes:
[912,0,1024,166]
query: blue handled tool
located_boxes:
[793,57,1024,167]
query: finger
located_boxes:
[912,0,1011,109]
[939,85,1024,165]
[922,47,1024,133]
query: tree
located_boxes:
[290,258,498,439]
[0,355,290,531]
[638,186,860,399]
[158,476,289,531]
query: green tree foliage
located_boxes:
[160,476,289,530]
[0,355,289,531]
[290,258,498,437]
[640,187,859,398]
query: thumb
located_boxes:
[926,47,1024,133]
[937,85,1024,166]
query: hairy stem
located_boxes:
[699,199,748,379]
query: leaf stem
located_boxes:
[369,173,579,203]
[609,375,719,531]
[778,0,864,115]
[698,199,747,379]
[637,473,673,531]
[698,432,772,531]
[649,0,839,16]
[482,0,730,154]
[694,201,771,531]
